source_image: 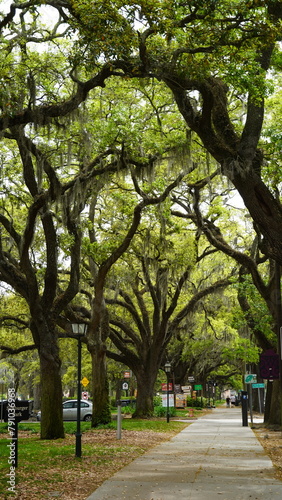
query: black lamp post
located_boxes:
[72,323,87,458]
[164,362,171,423]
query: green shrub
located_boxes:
[154,405,166,417]
[153,395,162,407]
[96,421,116,429]
[186,397,207,408]
[121,405,135,415]
[110,397,116,408]
[154,406,176,417]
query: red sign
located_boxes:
[162,383,173,392]
[123,371,131,378]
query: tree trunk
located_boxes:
[90,345,112,427]
[133,371,156,418]
[32,382,41,411]
[267,379,281,426]
[39,349,64,439]
[69,387,75,398]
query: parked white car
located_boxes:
[36,400,92,421]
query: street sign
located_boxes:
[162,383,173,392]
[161,394,174,408]
[259,349,280,380]
[3,400,31,423]
[82,391,89,400]
[122,382,129,390]
[181,385,192,393]
[188,376,195,382]
[175,395,186,407]
[81,377,89,387]
[252,383,265,389]
[123,371,131,378]
[194,384,202,390]
[244,374,257,384]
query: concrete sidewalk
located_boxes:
[86,406,282,500]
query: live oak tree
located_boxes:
[1,0,282,431]
[0,2,79,439]
[169,304,260,393]
[0,55,167,439]
[65,78,191,426]
[172,178,281,422]
[73,165,188,425]
[0,1,189,433]
[0,293,41,402]
[1,115,183,435]
[68,2,282,420]
[1,1,282,258]
[104,206,233,417]
[0,131,83,439]
[65,0,282,261]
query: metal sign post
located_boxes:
[244,374,257,424]
[116,400,122,440]
[3,400,31,467]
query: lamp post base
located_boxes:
[75,433,82,457]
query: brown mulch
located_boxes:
[252,425,282,481]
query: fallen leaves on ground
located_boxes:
[2,417,282,499]
[253,426,282,482]
[3,428,179,500]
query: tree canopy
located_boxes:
[1,0,282,431]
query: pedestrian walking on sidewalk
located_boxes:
[226,396,230,407]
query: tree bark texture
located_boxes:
[164,75,282,265]
[39,347,64,439]
[90,344,112,427]
[267,379,281,426]
[133,369,157,418]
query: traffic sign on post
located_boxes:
[259,349,280,380]
[244,374,257,384]
[81,377,89,387]
[252,383,264,389]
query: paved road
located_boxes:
[86,406,282,500]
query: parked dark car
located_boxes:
[36,400,92,421]
[119,399,136,407]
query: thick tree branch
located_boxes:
[109,319,143,354]
[169,277,232,334]
[0,63,125,132]
[0,343,36,357]
[238,268,273,351]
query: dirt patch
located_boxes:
[253,425,282,481]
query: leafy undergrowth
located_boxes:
[0,420,188,499]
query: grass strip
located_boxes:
[0,418,189,499]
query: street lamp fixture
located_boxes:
[164,362,171,423]
[72,323,87,458]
